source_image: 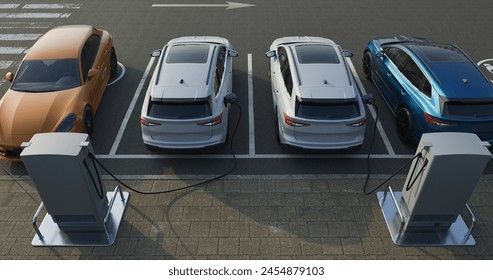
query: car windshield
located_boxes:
[444,101,493,118]
[11,58,81,92]
[148,100,212,119]
[296,100,359,119]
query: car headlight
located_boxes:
[56,113,77,132]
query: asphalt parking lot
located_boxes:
[2,0,493,177]
[1,1,493,265]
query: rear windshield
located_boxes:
[295,101,360,119]
[296,45,340,64]
[166,44,210,64]
[148,100,212,119]
[444,101,493,118]
[11,58,81,92]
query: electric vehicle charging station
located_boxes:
[21,133,129,247]
[377,132,491,246]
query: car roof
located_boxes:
[403,43,493,99]
[25,25,94,60]
[151,39,219,101]
[276,37,357,101]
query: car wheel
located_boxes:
[396,107,413,142]
[83,106,95,135]
[110,47,117,78]
[362,51,372,80]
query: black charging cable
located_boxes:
[405,156,428,191]
[361,100,428,195]
[89,102,242,195]
[363,102,379,192]
[83,157,105,199]
[364,152,423,195]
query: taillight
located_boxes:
[140,117,161,126]
[346,116,368,127]
[198,113,223,126]
[283,113,310,127]
[424,113,454,127]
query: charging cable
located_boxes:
[364,152,423,195]
[83,158,105,199]
[89,102,242,195]
[361,101,429,195]
[363,102,379,190]
[405,156,428,191]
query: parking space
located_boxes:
[1,1,493,176]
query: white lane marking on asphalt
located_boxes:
[96,153,414,160]
[0,61,13,69]
[152,2,255,10]
[0,13,71,18]
[109,57,156,156]
[248,53,255,156]
[346,57,396,156]
[0,33,41,40]
[0,4,20,9]
[22,4,82,9]
[0,46,27,54]
[0,22,51,29]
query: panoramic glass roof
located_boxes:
[295,45,340,64]
[166,44,210,64]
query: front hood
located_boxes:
[0,88,81,147]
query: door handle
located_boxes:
[386,71,392,77]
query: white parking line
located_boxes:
[0,47,27,54]
[22,4,82,9]
[0,13,71,18]
[0,61,13,69]
[248,53,255,156]
[0,33,41,40]
[96,153,413,160]
[109,57,156,156]
[0,4,20,9]
[0,22,52,29]
[346,57,396,156]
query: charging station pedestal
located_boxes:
[21,133,129,247]
[377,132,490,246]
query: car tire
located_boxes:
[396,107,413,142]
[362,51,372,80]
[110,47,117,78]
[83,106,95,135]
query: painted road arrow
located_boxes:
[152,2,255,10]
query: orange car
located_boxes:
[0,25,117,159]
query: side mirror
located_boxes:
[228,50,239,57]
[343,50,354,58]
[224,93,238,106]
[88,68,99,79]
[265,50,276,58]
[375,51,384,58]
[151,49,161,57]
[5,72,14,82]
[362,94,375,105]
